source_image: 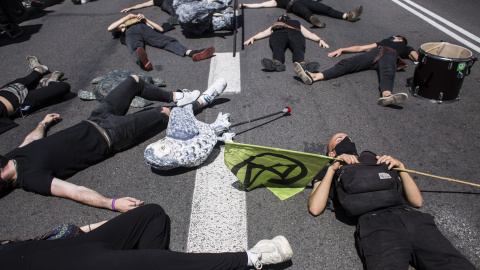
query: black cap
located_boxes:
[0,155,9,168]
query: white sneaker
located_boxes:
[377,93,408,106]
[175,89,200,107]
[249,236,293,270]
[201,78,227,105]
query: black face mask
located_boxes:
[0,155,8,169]
[334,137,358,156]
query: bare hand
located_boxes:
[244,38,254,46]
[114,197,145,212]
[330,154,359,171]
[136,14,145,20]
[376,155,404,170]
[328,49,343,58]
[319,40,329,49]
[42,113,60,126]
[238,3,244,8]
[121,8,131,12]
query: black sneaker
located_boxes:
[310,16,326,28]
[261,58,286,72]
[301,61,320,73]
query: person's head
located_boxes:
[278,14,291,21]
[326,133,358,157]
[0,155,11,193]
[391,35,408,45]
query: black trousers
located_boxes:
[269,29,306,63]
[291,0,344,22]
[0,204,248,270]
[0,71,71,134]
[125,23,188,63]
[322,48,398,94]
[1,70,71,111]
[355,207,476,270]
[87,76,201,152]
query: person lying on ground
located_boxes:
[294,35,419,107]
[244,13,329,72]
[308,133,476,270]
[240,0,362,28]
[0,203,294,270]
[108,13,215,71]
[0,75,226,212]
[0,56,69,135]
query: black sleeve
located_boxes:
[311,166,329,186]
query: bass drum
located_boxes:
[410,42,477,103]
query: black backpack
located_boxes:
[335,152,404,216]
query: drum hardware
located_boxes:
[448,61,453,70]
[438,92,443,103]
[414,85,419,95]
[457,71,463,79]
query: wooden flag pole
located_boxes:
[328,157,479,187]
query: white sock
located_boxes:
[174,92,184,102]
[198,95,211,106]
[246,250,254,266]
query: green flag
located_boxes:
[224,142,332,200]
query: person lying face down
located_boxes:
[307,133,476,270]
[0,76,226,213]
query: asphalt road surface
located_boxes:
[1,0,479,269]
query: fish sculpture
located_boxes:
[144,104,235,170]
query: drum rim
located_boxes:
[419,42,473,62]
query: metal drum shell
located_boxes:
[410,42,475,103]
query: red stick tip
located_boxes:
[285,106,291,114]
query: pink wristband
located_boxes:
[112,198,116,210]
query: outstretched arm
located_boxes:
[376,155,423,207]
[328,43,377,58]
[239,0,277,8]
[308,154,359,215]
[108,14,135,32]
[121,0,154,12]
[300,25,329,48]
[19,113,60,148]
[244,27,273,45]
[50,178,145,212]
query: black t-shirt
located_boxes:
[4,121,111,196]
[376,38,415,59]
[153,0,174,15]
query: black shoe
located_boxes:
[310,16,326,28]
[261,58,286,72]
[301,61,320,73]
[347,5,363,22]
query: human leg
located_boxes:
[404,210,476,270]
[374,51,408,106]
[306,1,344,19]
[142,26,188,57]
[22,82,71,110]
[322,50,377,80]
[2,70,43,90]
[355,209,412,270]
[291,1,325,27]
[77,204,171,250]
[89,76,173,119]
[269,31,288,64]
[287,31,306,63]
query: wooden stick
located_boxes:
[425,43,445,53]
[393,168,480,187]
[329,157,479,187]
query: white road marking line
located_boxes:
[391,0,480,53]
[187,52,246,252]
[402,0,480,44]
[208,52,242,93]
[187,146,248,252]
